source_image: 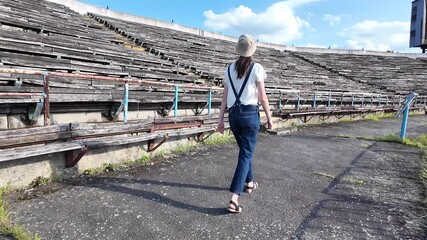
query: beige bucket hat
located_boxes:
[236,34,257,57]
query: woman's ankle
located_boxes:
[231,193,239,203]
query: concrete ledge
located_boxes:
[0,133,211,188]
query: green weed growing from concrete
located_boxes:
[0,187,40,240]
[154,149,170,158]
[375,134,427,149]
[30,176,51,188]
[203,133,235,145]
[313,172,365,185]
[363,113,394,121]
[136,154,151,165]
[341,178,364,185]
[173,143,199,153]
[313,172,335,179]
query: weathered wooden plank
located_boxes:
[84,125,216,147]
[153,114,220,124]
[0,141,85,163]
[70,120,154,137]
[0,124,71,148]
[84,132,162,147]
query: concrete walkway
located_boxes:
[6,115,427,239]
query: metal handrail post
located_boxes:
[208,89,212,115]
[313,93,317,108]
[174,85,179,117]
[400,104,409,139]
[361,95,365,108]
[124,82,129,123]
[42,72,50,126]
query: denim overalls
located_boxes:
[227,63,260,195]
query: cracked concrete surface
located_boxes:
[5,115,427,239]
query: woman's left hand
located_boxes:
[265,118,273,130]
[217,121,225,134]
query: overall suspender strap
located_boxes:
[227,62,255,104]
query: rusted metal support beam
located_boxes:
[196,131,215,142]
[43,73,50,126]
[148,135,169,152]
[66,146,88,168]
[302,115,313,123]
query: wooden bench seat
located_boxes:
[0,141,85,163]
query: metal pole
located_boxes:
[297,92,300,111]
[361,95,364,108]
[174,85,179,117]
[313,93,317,108]
[43,73,50,126]
[208,89,212,114]
[378,95,381,106]
[351,95,354,107]
[279,92,282,112]
[124,82,129,123]
[371,95,373,106]
[400,104,409,139]
[327,93,331,108]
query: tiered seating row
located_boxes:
[293,52,427,95]
[90,14,391,96]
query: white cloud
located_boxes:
[340,20,410,52]
[203,0,319,45]
[323,14,342,26]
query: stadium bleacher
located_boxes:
[0,0,426,168]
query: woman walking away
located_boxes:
[217,34,273,213]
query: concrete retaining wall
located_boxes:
[0,134,208,188]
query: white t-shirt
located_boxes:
[224,62,267,108]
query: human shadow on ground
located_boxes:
[291,141,426,239]
[79,177,229,216]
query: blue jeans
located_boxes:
[228,104,260,195]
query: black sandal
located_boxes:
[228,200,243,213]
[245,182,258,193]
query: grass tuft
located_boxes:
[204,133,235,145]
[173,143,199,154]
[373,134,427,149]
[136,154,151,165]
[154,149,170,158]
[30,177,51,188]
[0,187,41,240]
[341,178,364,185]
[363,113,395,121]
[313,172,335,179]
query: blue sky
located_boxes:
[79,0,419,53]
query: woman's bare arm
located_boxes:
[256,81,273,129]
[217,84,229,133]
